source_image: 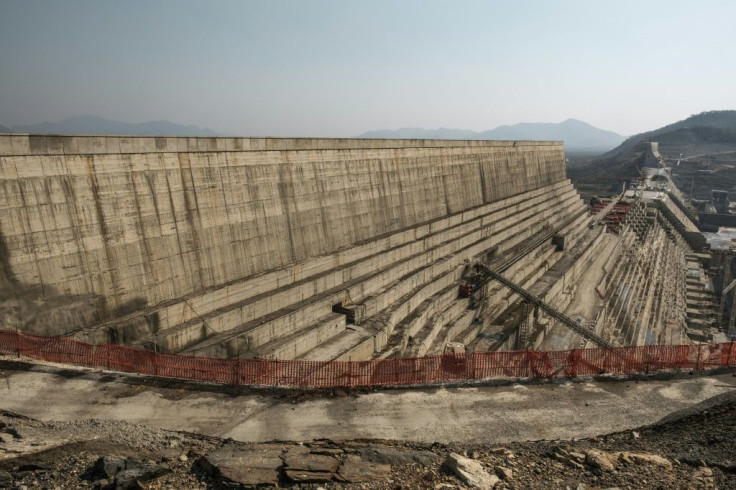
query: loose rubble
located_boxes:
[0,394,734,488]
[444,452,500,489]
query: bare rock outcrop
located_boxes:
[443,452,499,489]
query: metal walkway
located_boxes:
[473,263,615,348]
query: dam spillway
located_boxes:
[0,135,714,360]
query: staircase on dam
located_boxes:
[0,134,720,361]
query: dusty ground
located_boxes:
[1,359,735,445]
[0,389,734,489]
[1,358,735,488]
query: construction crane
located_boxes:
[471,262,615,349]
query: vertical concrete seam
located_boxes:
[161,154,188,291]
[176,152,206,291]
[60,156,94,296]
[216,152,236,281]
[84,154,119,312]
[128,153,155,295]
[14,171,46,296]
[276,156,298,263]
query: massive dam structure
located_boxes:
[0,134,721,362]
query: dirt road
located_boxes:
[1,358,734,445]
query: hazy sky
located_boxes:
[1,0,734,136]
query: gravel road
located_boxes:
[1,359,735,445]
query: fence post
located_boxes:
[568,349,579,378]
[153,336,159,376]
[696,343,702,372]
[233,359,240,387]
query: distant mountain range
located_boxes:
[358,119,626,151]
[2,116,631,152]
[0,124,11,133]
[359,128,480,140]
[3,115,217,136]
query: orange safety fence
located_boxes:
[0,329,734,389]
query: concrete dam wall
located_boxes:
[1,134,575,360]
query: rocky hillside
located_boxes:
[573,110,736,183]
[602,110,736,159]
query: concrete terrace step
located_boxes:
[478,208,585,321]
[428,310,477,355]
[318,198,587,361]
[177,289,345,357]
[167,184,584,356]
[295,225,550,362]
[151,183,578,345]
[406,293,473,357]
[299,324,377,361]
[490,203,589,275]
[356,191,588,330]
[380,223,570,360]
[686,317,716,329]
[488,226,607,349]
[356,191,580,323]
[399,234,561,357]
[481,243,561,325]
[454,318,484,346]
[255,312,347,360]
[388,282,464,357]
[687,292,717,301]
[686,308,716,320]
[177,194,564,355]
[77,179,577,340]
